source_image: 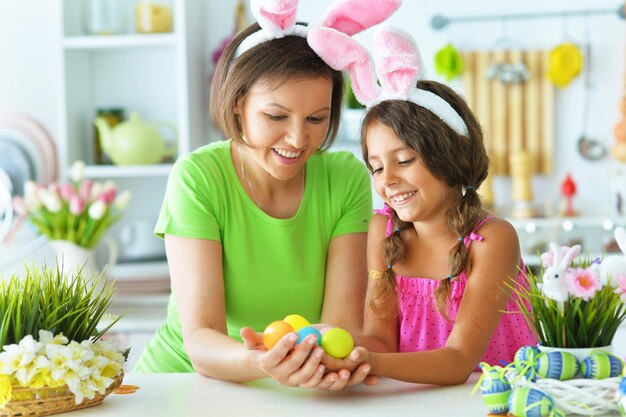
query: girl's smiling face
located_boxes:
[365,121,457,223]
[236,76,333,181]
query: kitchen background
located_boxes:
[1,0,625,368]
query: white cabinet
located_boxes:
[58,0,207,279]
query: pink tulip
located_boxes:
[60,183,75,201]
[79,180,93,202]
[98,188,117,205]
[69,196,85,215]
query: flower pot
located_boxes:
[537,344,613,362]
[49,237,118,283]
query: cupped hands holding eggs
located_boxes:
[261,314,355,359]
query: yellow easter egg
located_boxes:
[283,314,310,332]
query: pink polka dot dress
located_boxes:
[375,206,537,367]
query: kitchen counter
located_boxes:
[72,372,487,417]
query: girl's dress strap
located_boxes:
[374,204,394,237]
[462,215,495,249]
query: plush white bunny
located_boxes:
[599,227,626,287]
[540,243,581,303]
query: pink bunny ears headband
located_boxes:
[308,25,469,137]
[234,0,402,58]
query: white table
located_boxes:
[71,373,487,417]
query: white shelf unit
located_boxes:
[509,216,626,266]
[58,0,207,280]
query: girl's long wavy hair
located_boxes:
[361,80,489,320]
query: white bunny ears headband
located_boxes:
[234,0,402,59]
[308,24,469,137]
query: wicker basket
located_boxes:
[506,368,620,416]
[1,372,124,417]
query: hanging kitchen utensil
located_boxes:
[485,20,530,85]
[576,18,606,161]
[434,43,464,81]
[547,16,584,88]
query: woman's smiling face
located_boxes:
[236,76,333,181]
[365,121,456,223]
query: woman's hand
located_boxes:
[240,327,326,387]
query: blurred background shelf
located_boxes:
[62,33,178,49]
[84,163,173,178]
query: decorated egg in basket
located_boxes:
[534,351,579,380]
[508,386,555,417]
[514,345,540,381]
[617,377,626,417]
[580,350,624,379]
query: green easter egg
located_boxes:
[580,350,624,379]
[508,387,554,417]
[535,351,578,381]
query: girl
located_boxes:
[310,26,536,385]
[134,0,399,390]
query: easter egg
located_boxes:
[283,314,310,332]
[514,345,540,381]
[321,328,354,359]
[262,321,294,350]
[508,386,554,417]
[617,378,626,417]
[534,351,578,380]
[296,326,322,347]
[580,350,624,379]
[479,366,511,415]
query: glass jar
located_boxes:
[82,0,128,36]
[135,0,174,33]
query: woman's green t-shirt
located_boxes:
[134,140,372,373]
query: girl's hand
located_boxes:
[240,327,326,387]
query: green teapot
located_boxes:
[95,112,177,165]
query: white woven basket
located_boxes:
[506,369,620,416]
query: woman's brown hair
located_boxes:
[210,23,344,150]
[361,80,489,320]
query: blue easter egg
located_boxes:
[296,326,322,347]
[580,350,624,379]
[480,367,511,414]
[508,387,554,417]
[514,346,540,381]
[618,378,626,417]
[534,351,578,380]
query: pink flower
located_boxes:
[60,183,75,201]
[616,276,626,302]
[566,267,603,301]
[98,188,117,205]
[79,180,93,202]
[69,196,85,215]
